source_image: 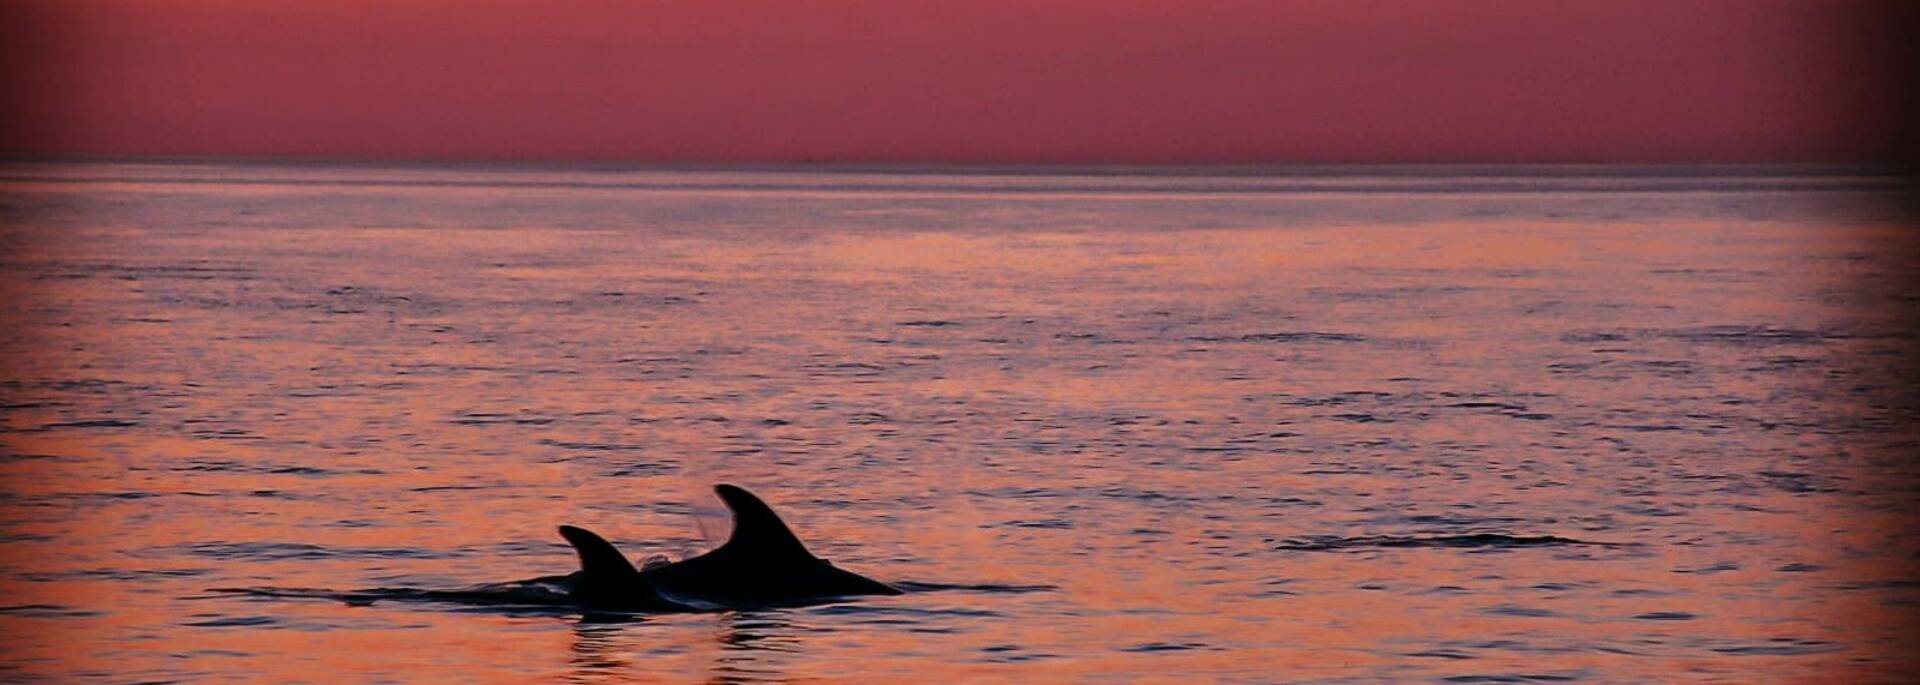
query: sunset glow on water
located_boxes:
[1,162,1916,682]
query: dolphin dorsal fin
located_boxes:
[712,484,815,561]
[558,525,641,580]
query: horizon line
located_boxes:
[5,153,1916,177]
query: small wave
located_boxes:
[1709,638,1842,656]
[1442,674,1582,683]
[1188,332,1366,344]
[22,568,210,582]
[1274,533,1621,551]
[0,603,105,619]
[183,615,279,627]
[180,542,463,561]
[892,581,1058,594]
[209,581,578,610]
[1563,325,1858,348]
[31,419,142,430]
[540,438,649,452]
[1632,611,1697,621]
[810,605,1004,619]
[1120,641,1216,653]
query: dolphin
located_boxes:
[555,484,901,611]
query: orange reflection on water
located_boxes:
[2,164,1916,682]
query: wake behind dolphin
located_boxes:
[212,484,1006,615]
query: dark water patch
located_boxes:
[1710,638,1842,656]
[178,649,254,659]
[1121,641,1215,653]
[1447,402,1529,411]
[809,605,1005,619]
[448,412,557,426]
[1673,562,1739,575]
[0,452,72,463]
[0,604,105,619]
[1632,611,1697,621]
[1332,413,1385,423]
[76,262,257,279]
[1314,285,1476,302]
[1775,563,1825,573]
[1662,325,1842,346]
[390,362,511,376]
[182,615,280,628]
[1564,325,1847,347]
[1275,533,1619,552]
[21,568,211,583]
[188,428,265,441]
[604,462,678,477]
[1368,514,1533,528]
[1755,471,1839,494]
[408,484,492,493]
[1286,391,1395,407]
[1754,356,1821,370]
[1405,649,1477,660]
[0,401,71,411]
[1054,332,1134,344]
[998,519,1074,530]
[976,644,1056,663]
[21,490,167,504]
[31,419,142,430]
[1621,360,1697,376]
[961,486,1068,500]
[1188,331,1366,344]
[1442,674,1582,683]
[1546,361,1604,374]
[892,581,1058,594]
[1607,423,1686,433]
[168,460,363,477]
[1561,331,1629,343]
[806,362,887,377]
[1607,588,1675,598]
[1831,579,1920,591]
[1481,604,1559,618]
[261,466,328,477]
[897,320,960,327]
[1094,485,1200,504]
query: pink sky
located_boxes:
[1,1,1911,163]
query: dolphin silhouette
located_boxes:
[555,484,901,611]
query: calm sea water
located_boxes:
[1,162,1916,683]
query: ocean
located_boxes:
[1,161,1916,683]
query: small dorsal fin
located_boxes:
[712,484,815,561]
[558,525,641,580]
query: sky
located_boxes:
[1,0,1913,164]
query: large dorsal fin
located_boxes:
[558,525,641,580]
[712,484,816,561]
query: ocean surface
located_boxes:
[1,161,1916,683]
